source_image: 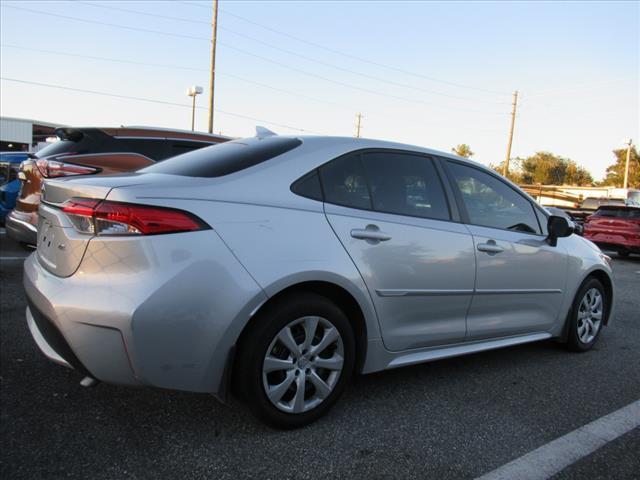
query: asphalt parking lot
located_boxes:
[1,230,638,479]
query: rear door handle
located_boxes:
[477,241,504,254]
[350,225,391,242]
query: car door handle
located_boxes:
[477,242,504,254]
[350,227,391,242]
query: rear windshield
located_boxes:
[595,207,640,218]
[139,137,302,177]
[35,129,120,158]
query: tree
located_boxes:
[452,144,474,158]
[490,152,593,186]
[599,146,639,188]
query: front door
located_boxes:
[444,160,568,339]
[320,151,476,351]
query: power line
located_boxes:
[0,44,503,134]
[180,0,508,96]
[76,0,508,106]
[1,4,505,115]
[0,44,354,110]
[0,77,322,134]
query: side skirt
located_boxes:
[362,332,553,373]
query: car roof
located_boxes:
[54,126,231,143]
[291,135,476,162]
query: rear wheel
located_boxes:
[566,278,606,352]
[235,293,355,429]
[617,249,629,257]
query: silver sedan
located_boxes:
[24,135,614,428]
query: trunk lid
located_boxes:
[36,173,216,277]
[37,174,159,276]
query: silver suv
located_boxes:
[24,135,614,428]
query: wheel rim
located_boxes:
[577,288,603,344]
[262,316,344,414]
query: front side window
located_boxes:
[362,152,450,220]
[447,161,541,234]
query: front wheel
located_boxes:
[566,278,607,352]
[235,293,355,429]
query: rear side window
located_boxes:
[291,170,323,201]
[362,152,450,220]
[319,154,371,210]
[140,137,302,177]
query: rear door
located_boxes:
[443,160,568,339]
[322,150,476,351]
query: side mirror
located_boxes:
[547,215,573,246]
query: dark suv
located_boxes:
[6,126,229,246]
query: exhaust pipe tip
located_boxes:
[80,376,99,388]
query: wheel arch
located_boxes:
[561,267,614,342]
[585,268,614,325]
[235,280,371,377]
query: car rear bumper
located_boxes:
[23,229,267,394]
[585,232,640,252]
[6,209,37,245]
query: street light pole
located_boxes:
[623,138,633,189]
[187,86,203,131]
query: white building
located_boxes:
[0,116,63,152]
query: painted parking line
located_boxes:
[0,228,6,235]
[477,399,640,480]
[0,257,28,261]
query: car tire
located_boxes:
[617,249,629,257]
[234,293,355,429]
[566,277,607,352]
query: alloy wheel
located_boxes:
[577,288,603,344]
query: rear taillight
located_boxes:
[62,198,209,236]
[36,158,99,178]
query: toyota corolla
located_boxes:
[24,135,614,428]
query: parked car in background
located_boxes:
[584,205,640,257]
[0,151,29,225]
[24,135,614,428]
[6,126,229,246]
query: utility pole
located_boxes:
[355,113,362,138]
[207,0,219,134]
[503,90,519,177]
[623,138,633,189]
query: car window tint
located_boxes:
[362,152,450,220]
[319,154,371,210]
[535,207,549,236]
[141,137,301,177]
[168,141,211,159]
[291,170,323,201]
[595,207,640,218]
[448,161,541,234]
[124,139,168,161]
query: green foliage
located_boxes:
[599,146,639,188]
[491,152,593,186]
[451,144,474,158]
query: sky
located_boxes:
[0,0,638,180]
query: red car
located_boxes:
[583,205,640,257]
